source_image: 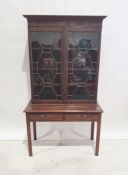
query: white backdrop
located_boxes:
[0,0,128,140]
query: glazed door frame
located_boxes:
[28,26,102,104]
[28,27,65,103]
[64,26,101,103]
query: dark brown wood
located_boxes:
[95,114,101,156]
[91,121,95,140]
[24,15,106,103]
[95,27,102,102]
[26,115,32,156]
[30,114,63,121]
[24,103,102,156]
[24,102,103,113]
[33,122,37,140]
[23,15,105,156]
[23,15,106,21]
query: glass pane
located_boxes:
[40,87,56,99]
[30,32,62,100]
[67,32,98,100]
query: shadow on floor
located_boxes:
[23,129,95,155]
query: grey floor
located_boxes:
[0,139,128,175]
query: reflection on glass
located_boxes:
[68,32,98,100]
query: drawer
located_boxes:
[65,114,98,121]
[28,114,63,121]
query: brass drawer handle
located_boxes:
[41,114,49,119]
[79,114,87,120]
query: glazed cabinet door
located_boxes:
[67,31,100,101]
[29,29,63,102]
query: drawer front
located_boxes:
[65,114,98,121]
[29,114,63,121]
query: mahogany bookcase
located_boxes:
[23,15,106,156]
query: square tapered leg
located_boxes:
[33,122,37,140]
[26,115,32,156]
[95,115,101,156]
[91,121,95,140]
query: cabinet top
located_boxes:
[23,15,107,21]
[24,102,103,113]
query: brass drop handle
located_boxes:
[41,114,49,119]
[79,114,87,120]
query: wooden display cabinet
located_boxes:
[23,15,106,156]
